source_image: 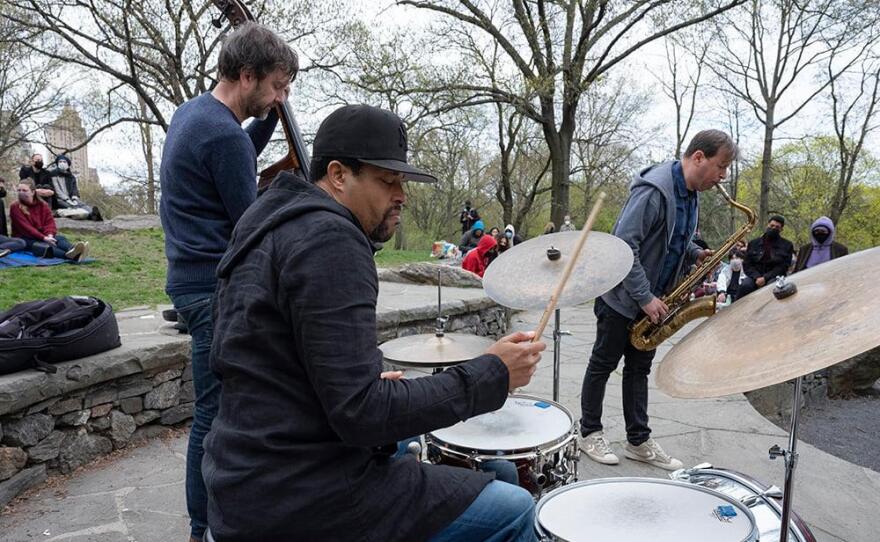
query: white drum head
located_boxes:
[537,478,758,542]
[430,395,573,452]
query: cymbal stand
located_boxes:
[551,308,571,402]
[769,374,802,542]
[768,276,801,542]
[433,269,448,375]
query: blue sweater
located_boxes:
[160,92,278,295]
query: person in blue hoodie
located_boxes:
[794,216,848,272]
[458,218,485,253]
[578,130,732,471]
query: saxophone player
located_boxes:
[578,130,735,469]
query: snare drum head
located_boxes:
[536,478,758,542]
[430,395,573,452]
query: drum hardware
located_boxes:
[658,249,880,542]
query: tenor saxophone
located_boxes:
[628,184,757,351]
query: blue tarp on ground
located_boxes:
[0,251,95,269]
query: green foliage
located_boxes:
[736,137,879,250]
[373,247,433,267]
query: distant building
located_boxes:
[45,103,93,184]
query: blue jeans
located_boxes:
[0,236,26,252]
[171,292,220,541]
[430,481,536,542]
[395,437,520,486]
[22,235,74,258]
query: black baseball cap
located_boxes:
[312,104,437,183]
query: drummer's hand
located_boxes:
[380,370,404,380]
[641,297,669,324]
[486,331,546,391]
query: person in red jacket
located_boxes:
[461,233,497,278]
[10,179,89,261]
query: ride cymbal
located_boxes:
[483,231,633,310]
[657,246,880,398]
[380,333,495,368]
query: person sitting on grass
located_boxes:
[9,179,89,262]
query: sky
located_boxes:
[35,0,878,191]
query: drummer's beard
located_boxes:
[369,205,403,243]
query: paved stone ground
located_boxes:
[1,305,878,541]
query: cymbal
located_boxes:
[381,333,495,368]
[657,246,880,399]
[483,231,633,310]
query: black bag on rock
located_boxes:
[0,296,121,375]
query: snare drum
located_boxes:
[426,394,578,497]
[671,466,817,542]
[535,478,759,542]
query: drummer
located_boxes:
[578,130,732,470]
[202,104,546,542]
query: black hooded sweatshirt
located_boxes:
[203,172,509,542]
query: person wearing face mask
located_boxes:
[716,252,745,305]
[738,215,795,299]
[158,22,297,542]
[794,216,848,272]
[9,179,89,261]
[559,214,576,232]
[19,153,55,200]
[503,223,523,245]
[46,155,103,221]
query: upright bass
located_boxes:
[210,0,311,187]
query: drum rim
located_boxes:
[534,477,760,542]
[672,467,815,542]
[426,394,576,456]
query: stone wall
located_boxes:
[0,296,508,509]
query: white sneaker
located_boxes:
[579,431,619,465]
[78,241,90,262]
[623,438,683,471]
[65,241,85,260]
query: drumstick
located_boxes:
[532,192,606,342]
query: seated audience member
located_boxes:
[559,214,575,232]
[543,221,556,235]
[738,215,794,299]
[497,235,510,254]
[459,219,485,254]
[794,216,847,272]
[20,153,55,201]
[503,223,523,245]
[716,253,745,305]
[10,179,89,262]
[46,155,103,221]
[489,226,500,238]
[462,234,497,278]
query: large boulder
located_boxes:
[1,414,54,447]
[827,345,880,398]
[56,214,160,234]
[378,262,482,288]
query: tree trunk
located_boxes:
[138,95,156,215]
[758,106,775,225]
[394,220,406,250]
[547,130,572,228]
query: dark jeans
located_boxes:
[22,235,74,258]
[171,292,220,541]
[580,298,656,446]
[737,276,761,299]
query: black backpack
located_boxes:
[0,296,121,375]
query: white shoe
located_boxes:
[624,438,683,471]
[78,241,90,262]
[65,241,85,260]
[578,431,619,465]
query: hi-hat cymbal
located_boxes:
[657,246,880,399]
[380,333,495,368]
[483,231,633,310]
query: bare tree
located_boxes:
[656,36,709,159]
[709,0,879,223]
[0,16,65,177]
[828,56,880,223]
[394,0,744,226]
[0,0,344,143]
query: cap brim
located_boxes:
[359,159,437,183]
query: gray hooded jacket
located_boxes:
[602,161,701,319]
